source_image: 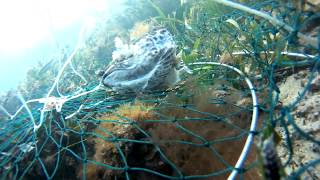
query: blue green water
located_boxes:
[0,23,81,92]
[0,0,125,93]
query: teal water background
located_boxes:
[0,0,125,92]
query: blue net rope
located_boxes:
[0,0,319,179]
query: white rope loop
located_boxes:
[187,62,259,180]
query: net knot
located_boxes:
[38,96,67,112]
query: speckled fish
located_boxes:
[102,28,180,93]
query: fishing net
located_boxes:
[0,0,319,179]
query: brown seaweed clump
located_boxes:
[82,101,171,179]
[81,79,260,179]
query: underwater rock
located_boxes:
[84,102,173,179]
[276,70,320,179]
[84,79,259,179]
[309,72,320,92]
[102,28,180,93]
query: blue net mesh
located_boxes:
[0,0,319,179]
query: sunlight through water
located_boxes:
[0,0,123,92]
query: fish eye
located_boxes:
[149,47,158,55]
